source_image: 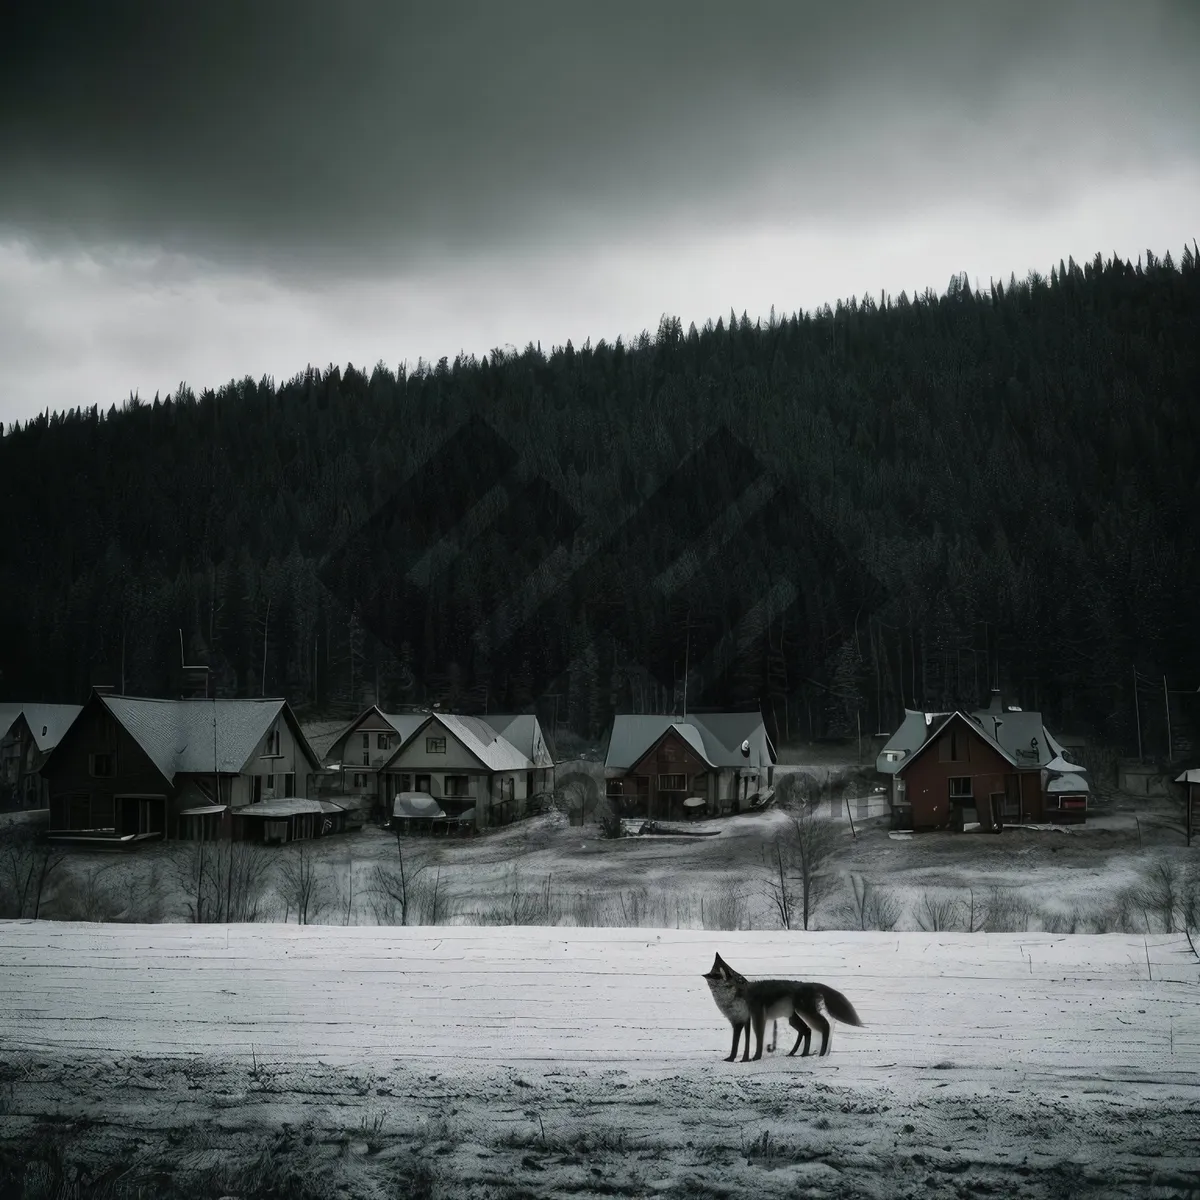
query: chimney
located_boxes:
[986,688,1003,715]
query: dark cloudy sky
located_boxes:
[1,0,1197,425]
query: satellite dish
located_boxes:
[740,739,750,757]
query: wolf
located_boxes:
[702,952,863,1062]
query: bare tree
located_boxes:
[763,839,793,930]
[277,841,330,925]
[774,774,839,930]
[173,839,271,923]
[1135,856,1185,933]
[367,841,432,926]
[0,822,65,919]
[840,873,903,931]
[915,890,963,932]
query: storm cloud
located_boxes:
[4,0,1197,273]
[1,1,1197,424]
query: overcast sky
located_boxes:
[1,0,1197,427]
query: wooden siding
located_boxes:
[898,716,1045,830]
[43,696,170,836]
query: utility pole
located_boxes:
[1133,665,1143,763]
[261,598,272,697]
[1164,675,1173,762]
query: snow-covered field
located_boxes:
[2,921,1199,1198]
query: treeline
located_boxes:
[2,245,1199,753]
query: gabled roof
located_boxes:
[380,712,534,773]
[324,705,427,763]
[437,713,534,771]
[0,703,83,752]
[878,703,1073,775]
[95,696,320,783]
[893,710,1019,777]
[604,711,775,772]
[969,707,1053,768]
[484,714,554,767]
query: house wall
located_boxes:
[243,716,311,805]
[622,731,713,819]
[0,718,46,810]
[899,724,1015,831]
[44,699,170,836]
[333,711,403,773]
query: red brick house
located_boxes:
[877,691,1089,830]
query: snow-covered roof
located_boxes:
[1046,773,1089,794]
[239,798,344,817]
[1176,769,1200,785]
[0,703,83,752]
[604,712,775,772]
[98,696,319,783]
[436,713,535,771]
[1045,753,1086,774]
[484,714,554,766]
[875,709,950,774]
[178,804,227,816]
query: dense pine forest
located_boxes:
[2,246,1198,755]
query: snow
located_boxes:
[2,921,1198,1197]
[1,921,1195,1069]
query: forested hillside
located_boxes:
[2,246,1198,753]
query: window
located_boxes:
[691,774,708,794]
[606,779,624,798]
[767,766,774,786]
[949,777,973,799]
[265,728,281,756]
[253,775,263,803]
[264,819,288,843]
[415,774,431,793]
[283,772,295,796]
[362,733,370,750]
[90,752,115,777]
[427,736,447,754]
[658,774,686,790]
[377,733,389,750]
[938,730,969,763]
[266,774,275,792]
[400,773,412,792]
[353,773,367,788]
[445,775,470,798]
[363,749,370,766]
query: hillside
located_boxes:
[2,247,1199,753]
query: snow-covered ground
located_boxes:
[2,922,1199,1198]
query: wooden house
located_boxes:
[876,690,1089,830]
[40,690,325,847]
[379,712,538,832]
[603,710,777,821]
[0,703,82,810]
[320,706,428,821]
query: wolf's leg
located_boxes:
[800,1006,832,1056]
[786,1013,812,1057]
[767,1020,777,1053]
[725,1023,743,1062]
[751,1010,767,1061]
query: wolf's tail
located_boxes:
[817,984,863,1027]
